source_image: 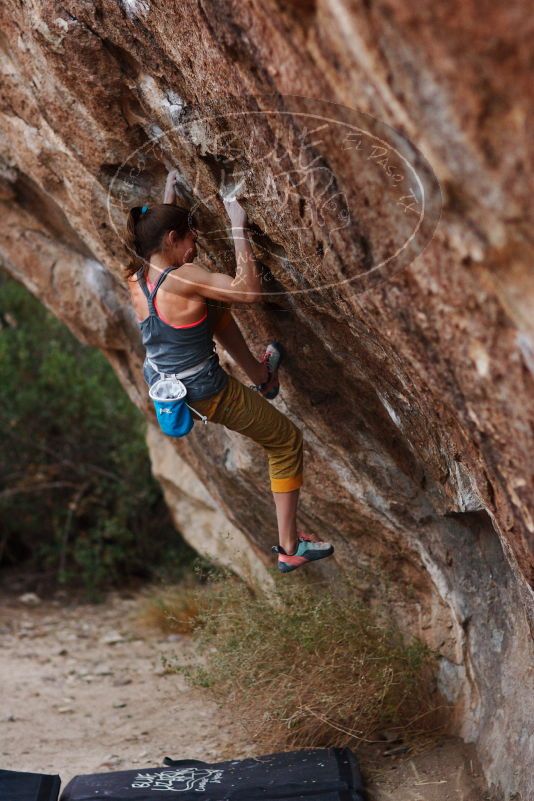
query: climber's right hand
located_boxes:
[223,196,247,229]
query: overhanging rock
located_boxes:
[0,2,532,798]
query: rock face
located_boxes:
[0,2,532,797]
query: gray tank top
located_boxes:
[137,264,228,402]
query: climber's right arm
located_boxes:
[163,197,263,304]
[220,197,263,301]
[167,262,263,305]
[154,193,263,303]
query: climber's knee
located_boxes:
[269,423,304,493]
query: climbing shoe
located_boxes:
[253,341,284,400]
[272,531,334,573]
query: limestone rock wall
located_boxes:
[0,2,532,797]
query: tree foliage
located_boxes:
[0,271,195,597]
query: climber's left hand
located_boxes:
[163,169,180,203]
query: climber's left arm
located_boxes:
[163,169,179,204]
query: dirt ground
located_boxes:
[0,576,489,800]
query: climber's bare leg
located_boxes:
[215,312,297,552]
[273,488,299,554]
[214,313,269,386]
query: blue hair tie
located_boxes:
[141,204,149,215]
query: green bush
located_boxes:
[0,271,196,598]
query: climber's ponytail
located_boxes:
[124,206,145,279]
[123,203,197,280]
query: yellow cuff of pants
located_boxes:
[213,309,233,334]
[270,474,303,493]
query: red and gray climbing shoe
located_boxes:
[272,531,334,573]
[254,341,285,400]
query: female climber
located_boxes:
[124,168,334,572]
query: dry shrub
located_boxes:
[176,572,444,751]
[136,579,209,635]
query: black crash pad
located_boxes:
[60,747,365,800]
[0,768,61,801]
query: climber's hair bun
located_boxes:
[123,203,197,280]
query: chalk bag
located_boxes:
[149,377,195,437]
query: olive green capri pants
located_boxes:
[188,372,304,493]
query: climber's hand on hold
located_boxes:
[166,168,180,185]
[163,169,180,204]
[223,196,247,229]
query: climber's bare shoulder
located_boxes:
[169,262,261,304]
[126,274,148,320]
